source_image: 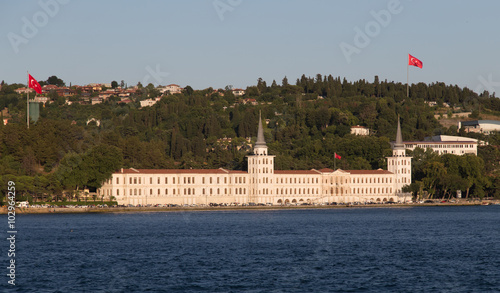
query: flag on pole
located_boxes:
[28,74,42,94]
[335,153,341,160]
[408,54,423,68]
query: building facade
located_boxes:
[99,117,412,205]
[402,135,478,155]
[350,125,370,136]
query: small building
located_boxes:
[14,87,34,94]
[459,120,500,135]
[351,125,370,136]
[33,96,50,104]
[140,97,161,108]
[91,97,103,105]
[232,88,246,97]
[242,98,258,105]
[162,84,183,95]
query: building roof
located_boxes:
[394,116,404,149]
[404,141,477,145]
[461,120,500,126]
[255,111,266,147]
[427,135,477,142]
[274,170,321,175]
[117,168,246,175]
[346,170,393,175]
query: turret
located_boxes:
[387,116,412,194]
[246,112,275,203]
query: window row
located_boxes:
[352,177,393,184]
[390,160,410,166]
[275,188,319,195]
[278,177,319,184]
[118,176,247,185]
[250,157,272,165]
[352,187,392,195]
[124,187,248,196]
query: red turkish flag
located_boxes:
[408,54,423,68]
[335,153,341,160]
[28,74,42,94]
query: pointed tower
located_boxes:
[254,112,268,155]
[387,116,412,195]
[247,112,275,203]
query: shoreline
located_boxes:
[2,202,496,214]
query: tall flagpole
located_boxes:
[27,71,30,129]
[406,62,409,98]
[334,153,337,170]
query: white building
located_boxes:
[159,84,183,95]
[402,135,478,155]
[459,120,500,135]
[232,88,246,97]
[351,125,370,136]
[98,116,412,205]
[140,97,161,108]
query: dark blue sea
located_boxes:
[2,206,500,292]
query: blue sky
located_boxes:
[2,0,500,93]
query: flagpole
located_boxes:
[27,71,29,129]
[334,153,337,170]
[406,63,409,98]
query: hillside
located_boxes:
[1,75,500,201]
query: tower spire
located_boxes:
[395,115,404,149]
[255,111,266,147]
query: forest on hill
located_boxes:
[1,74,500,202]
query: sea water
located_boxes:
[4,206,500,292]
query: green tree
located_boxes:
[46,75,65,86]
